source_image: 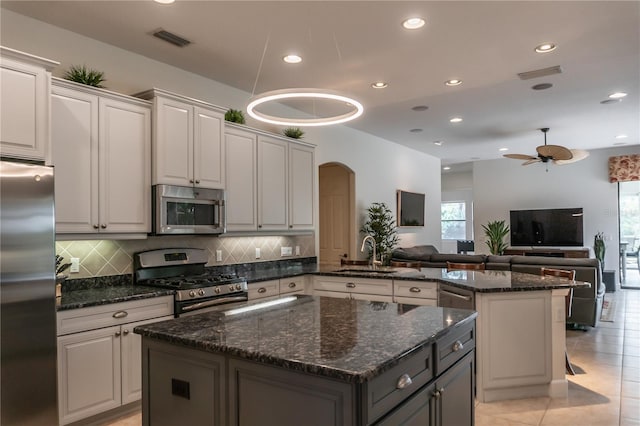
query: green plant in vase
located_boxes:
[594,232,605,270]
[482,220,510,255]
[224,108,246,124]
[360,202,399,264]
[63,65,106,88]
[283,127,304,139]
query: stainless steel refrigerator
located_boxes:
[1,160,58,425]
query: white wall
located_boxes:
[1,10,442,254]
[441,171,474,253]
[473,146,639,283]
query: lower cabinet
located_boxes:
[313,276,393,302]
[56,297,173,425]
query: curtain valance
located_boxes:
[608,154,640,183]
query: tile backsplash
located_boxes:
[56,234,315,279]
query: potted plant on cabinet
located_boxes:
[594,232,605,270]
[63,65,106,88]
[224,108,246,124]
[360,202,399,265]
[482,220,510,255]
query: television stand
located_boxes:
[503,248,589,258]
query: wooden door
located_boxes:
[319,163,353,266]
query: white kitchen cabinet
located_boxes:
[248,279,280,300]
[258,135,288,231]
[0,46,58,161]
[279,276,307,295]
[225,123,315,233]
[137,89,225,189]
[56,296,173,425]
[394,279,438,306]
[51,79,151,235]
[312,275,393,302]
[225,127,257,231]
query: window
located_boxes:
[441,202,466,240]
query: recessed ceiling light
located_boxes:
[616,134,628,139]
[609,92,627,99]
[445,79,462,86]
[154,0,175,4]
[535,43,556,53]
[410,128,423,133]
[443,166,451,171]
[283,54,302,64]
[433,141,443,146]
[371,81,388,89]
[402,17,425,30]
[499,148,509,152]
[532,83,553,90]
[600,99,620,104]
[450,117,463,123]
[412,105,429,111]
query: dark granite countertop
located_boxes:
[315,266,591,293]
[56,284,174,311]
[135,295,477,383]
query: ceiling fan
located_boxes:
[504,128,589,167]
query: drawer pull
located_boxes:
[123,329,129,335]
[396,373,413,389]
[452,340,464,352]
[432,387,444,399]
[112,311,128,319]
[346,282,356,288]
[258,287,267,293]
[115,331,121,337]
[288,282,296,288]
[409,287,421,293]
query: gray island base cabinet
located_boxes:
[137,296,477,426]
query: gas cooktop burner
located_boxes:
[148,273,244,289]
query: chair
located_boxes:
[446,261,485,271]
[390,260,422,270]
[340,258,369,266]
[540,267,577,375]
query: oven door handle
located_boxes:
[181,296,249,312]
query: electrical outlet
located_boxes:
[70,257,80,273]
[295,246,300,256]
[281,247,292,256]
[255,248,261,259]
[216,250,222,262]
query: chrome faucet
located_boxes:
[361,235,382,269]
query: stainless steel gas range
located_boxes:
[134,248,248,317]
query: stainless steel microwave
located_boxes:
[152,184,225,235]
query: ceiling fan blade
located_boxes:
[537,144,573,160]
[522,158,542,166]
[504,153,537,160]
[554,149,590,165]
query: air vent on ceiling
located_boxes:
[517,65,562,80]
[152,29,191,47]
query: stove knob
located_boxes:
[189,290,196,298]
[198,289,206,296]
[215,287,221,294]
[235,284,242,291]
[228,285,234,291]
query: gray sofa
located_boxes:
[391,245,605,328]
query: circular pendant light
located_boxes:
[246,88,364,127]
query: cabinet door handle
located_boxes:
[452,340,464,352]
[258,225,262,229]
[115,331,121,337]
[288,282,296,288]
[289,225,293,229]
[189,179,194,183]
[346,282,356,288]
[123,329,129,335]
[112,310,128,319]
[432,387,444,399]
[93,224,99,229]
[258,287,267,293]
[409,287,421,293]
[396,373,413,389]
[101,224,107,229]
[195,180,200,184]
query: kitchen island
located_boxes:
[135,295,477,426]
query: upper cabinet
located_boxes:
[225,123,314,233]
[51,79,151,235]
[136,89,225,189]
[0,46,58,162]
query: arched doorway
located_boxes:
[319,163,356,266]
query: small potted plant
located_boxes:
[283,127,304,139]
[594,232,605,270]
[63,65,106,88]
[225,108,246,124]
[482,220,510,255]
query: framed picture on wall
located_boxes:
[397,190,425,227]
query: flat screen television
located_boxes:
[510,208,584,246]
[397,190,425,227]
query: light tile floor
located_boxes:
[105,290,640,426]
